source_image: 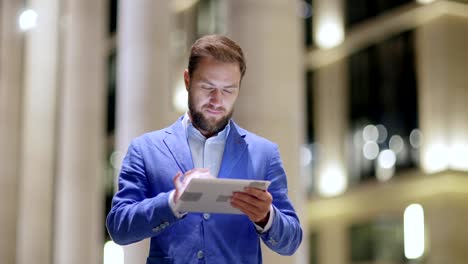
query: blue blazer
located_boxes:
[107,117,302,264]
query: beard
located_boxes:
[188,91,233,136]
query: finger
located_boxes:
[231,199,266,222]
[242,188,273,204]
[232,192,262,209]
[183,168,212,182]
[173,171,183,186]
[185,167,209,175]
[232,192,271,215]
[172,171,183,202]
[232,193,271,219]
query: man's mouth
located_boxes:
[205,108,224,115]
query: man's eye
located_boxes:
[223,89,233,94]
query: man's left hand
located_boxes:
[231,187,272,227]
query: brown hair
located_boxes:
[187,35,246,80]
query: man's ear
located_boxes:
[183,69,190,91]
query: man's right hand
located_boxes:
[172,168,213,203]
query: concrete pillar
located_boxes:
[53,0,106,263]
[416,15,468,174]
[226,1,306,263]
[0,0,23,263]
[424,195,468,264]
[16,0,60,263]
[318,221,347,264]
[116,1,172,262]
[314,60,348,197]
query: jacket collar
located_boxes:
[162,116,247,177]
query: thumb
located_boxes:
[173,172,183,203]
[173,171,183,187]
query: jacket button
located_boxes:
[197,250,204,259]
[203,213,210,220]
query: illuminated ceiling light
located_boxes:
[423,143,449,173]
[378,149,396,169]
[363,125,379,142]
[409,129,422,149]
[363,141,379,160]
[315,21,344,49]
[318,167,347,197]
[416,0,436,4]
[404,204,425,260]
[449,143,468,171]
[18,9,38,31]
[104,241,124,264]
[173,81,188,113]
[389,135,404,154]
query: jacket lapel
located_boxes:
[218,121,247,179]
[162,118,194,173]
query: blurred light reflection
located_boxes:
[297,1,312,19]
[409,129,422,148]
[424,143,449,173]
[389,135,404,154]
[300,145,313,166]
[404,204,425,260]
[449,143,468,170]
[318,166,346,197]
[376,124,388,143]
[417,0,436,4]
[363,141,379,160]
[378,149,396,169]
[363,125,379,142]
[316,20,344,49]
[104,240,124,264]
[173,81,188,113]
[19,9,38,31]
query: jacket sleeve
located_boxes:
[106,139,179,245]
[259,144,303,255]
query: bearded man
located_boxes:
[107,35,302,264]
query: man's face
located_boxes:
[184,57,241,137]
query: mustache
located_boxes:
[203,105,226,112]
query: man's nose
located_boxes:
[210,89,222,105]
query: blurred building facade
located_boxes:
[1,0,468,264]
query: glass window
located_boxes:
[196,0,227,36]
[303,0,314,48]
[109,0,118,35]
[349,217,405,263]
[304,70,317,197]
[306,70,315,144]
[310,231,319,264]
[345,0,413,28]
[105,51,116,241]
[347,30,419,184]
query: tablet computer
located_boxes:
[174,178,271,214]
